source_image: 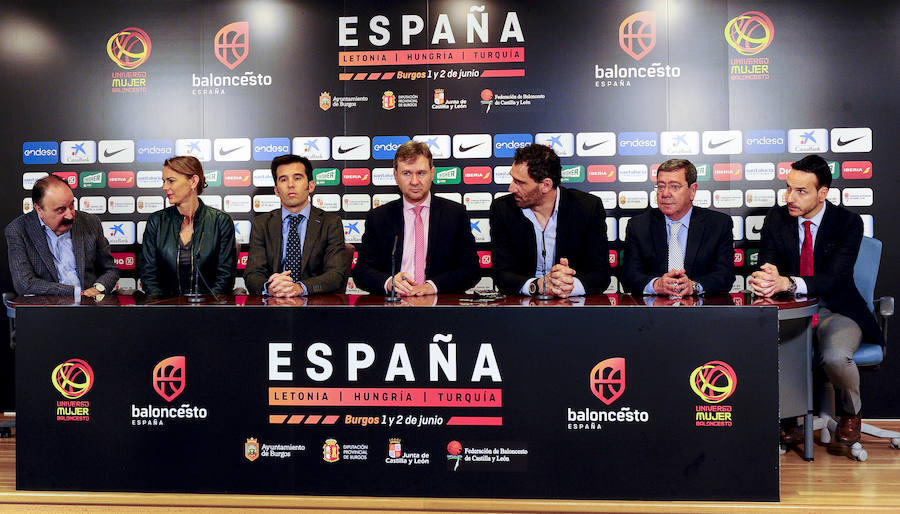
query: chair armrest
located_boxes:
[876,296,894,318]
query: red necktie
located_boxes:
[800,220,814,276]
[413,206,425,285]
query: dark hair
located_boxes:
[392,140,433,169]
[270,154,313,181]
[657,158,697,185]
[791,154,832,189]
[512,144,561,188]
[163,155,207,194]
[32,174,70,207]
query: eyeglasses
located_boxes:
[655,182,686,193]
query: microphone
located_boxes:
[385,234,401,302]
[533,228,554,300]
[186,230,213,303]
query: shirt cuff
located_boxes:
[426,280,437,294]
[794,276,808,295]
[643,278,660,295]
[570,278,585,297]
[695,282,705,295]
[299,281,309,297]
[383,276,393,293]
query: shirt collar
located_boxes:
[665,206,693,229]
[281,202,311,222]
[403,193,432,211]
[801,202,826,227]
[37,212,71,239]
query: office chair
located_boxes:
[1,292,15,437]
[814,237,898,461]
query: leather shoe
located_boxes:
[836,415,861,444]
[780,426,800,445]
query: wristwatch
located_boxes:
[529,280,539,296]
[94,283,106,293]
[786,276,797,295]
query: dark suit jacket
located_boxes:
[352,195,480,294]
[759,203,883,345]
[621,207,735,295]
[5,210,120,295]
[489,187,610,295]
[243,206,348,295]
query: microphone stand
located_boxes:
[532,228,554,301]
[186,231,206,303]
[385,234,401,302]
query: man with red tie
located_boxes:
[750,154,883,445]
[352,141,480,296]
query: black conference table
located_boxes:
[10,292,817,501]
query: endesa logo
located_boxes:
[619,11,656,60]
[690,360,737,403]
[372,136,410,160]
[153,356,186,402]
[842,161,872,180]
[108,171,135,188]
[136,139,174,163]
[23,141,59,164]
[107,27,152,69]
[713,163,742,181]
[493,133,533,158]
[590,357,625,405]
[252,138,290,161]
[224,169,251,187]
[52,359,95,399]
[342,168,371,186]
[215,21,249,69]
[617,132,657,156]
[744,130,785,154]
[724,11,774,56]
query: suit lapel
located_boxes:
[554,188,571,264]
[425,197,442,270]
[71,214,87,287]
[650,211,668,274]
[301,207,324,273]
[267,211,284,273]
[683,208,704,272]
[783,211,800,274]
[813,203,835,264]
[25,211,60,281]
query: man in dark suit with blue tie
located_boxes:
[244,154,348,296]
[751,154,882,445]
[6,175,119,297]
[621,159,735,297]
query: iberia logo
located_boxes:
[724,11,774,55]
[619,11,656,61]
[153,356,186,402]
[245,437,259,462]
[323,438,340,463]
[690,360,737,403]
[107,27,152,69]
[215,21,249,69]
[52,359,94,399]
[590,357,625,405]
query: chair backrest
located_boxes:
[853,236,881,314]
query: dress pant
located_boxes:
[815,307,863,416]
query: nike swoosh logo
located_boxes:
[458,142,485,153]
[581,140,609,151]
[103,148,127,158]
[707,138,734,149]
[337,144,364,154]
[751,224,762,234]
[836,136,864,147]
[218,145,245,156]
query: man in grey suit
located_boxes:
[5,174,119,297]
[244,154,348,296]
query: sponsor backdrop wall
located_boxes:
[1,1,898,414]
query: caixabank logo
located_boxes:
[52,358,94,422]
[567,357,650,430]
[690,360,737,428]
[107,26,151,93]
[594,11,681,89]
[725,11,774,81]
[131,356,209,426]
[193,21,273,95]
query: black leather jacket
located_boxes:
[139,200,236,296]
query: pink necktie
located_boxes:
[413,206,425,285]
[800,221,814,276]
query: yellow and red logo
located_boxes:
[619,11,656,61]
[245,438,259,462]
[323,438,340,463]
[725,11,774,56]
[215,21,249,70]
[107,27,152,69]
[690,360,737,403]
[590,357,626,405]
[382,91,396,110]
[52,358,94,399]
[153,356,186,402]
[319,92,332,111]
